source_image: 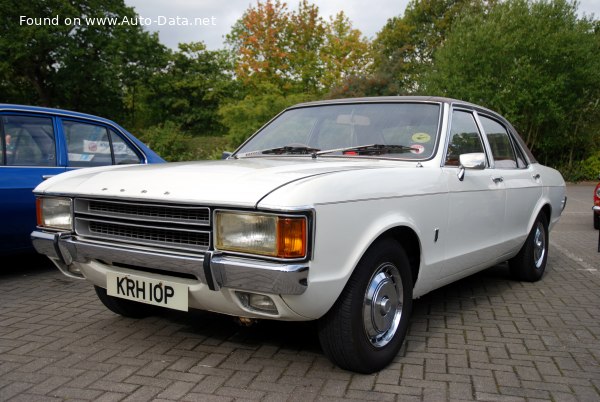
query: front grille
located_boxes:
[89,221,209,248]
[74,198,211,254]
[79,199,209,225]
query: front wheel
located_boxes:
[509,213,549,282]
[318,238,413,373]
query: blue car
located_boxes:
[0,104,165,254]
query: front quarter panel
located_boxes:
[259,166,449,319]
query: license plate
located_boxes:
[107,272,189,311]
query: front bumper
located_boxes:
[31,231,309,296]
[594,206,600,214]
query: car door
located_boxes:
[0,114,66,253]
[477,113,542,253]
[441,108,506,279]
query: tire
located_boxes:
[94,286,156,318]
[318,238,413,373]
[594,213,599,230]
[509,213,549,282]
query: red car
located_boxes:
[594,175,600,230]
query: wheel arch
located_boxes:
[531,203,552,233]
[371,226,421,288]
[540,203,551,221]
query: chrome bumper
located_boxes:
[594,206,600,213]
[31,231,308,295]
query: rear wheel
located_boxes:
[509,213,549,282]
[94,286,156,318]
[318,238,413,373]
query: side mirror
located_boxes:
[458,153,486,181]
[221,151,233,160]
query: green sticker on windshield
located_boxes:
[412,133,431,143]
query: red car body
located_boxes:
[594,179,600,229]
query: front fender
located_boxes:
[280,193,447,319]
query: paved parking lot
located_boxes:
[1,184,599,401]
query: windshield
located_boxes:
[235,102,441,159]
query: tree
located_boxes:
[0,0,167,123]
[226,0,292,88]
[219,81,314,148]
[225,0,371,93]
[222,0,372,148]
[423,0,600,169]
[146,42,237,135]
[371,0,495,93]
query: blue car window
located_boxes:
[63,120,113,167]
[109,129,141,165]
[1,115,56,166]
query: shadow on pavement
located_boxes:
[1,252,56,278]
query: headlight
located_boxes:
[215,211,307,258]
[36,197,73,231]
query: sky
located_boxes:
[124,0,600,51]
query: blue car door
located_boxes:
[0,114,66,253]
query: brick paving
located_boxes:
[1,183,599,401]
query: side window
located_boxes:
[445,110,485,166]
[1,115,56,166]
[479,116,518,169]
[110,129,141,165]
[64,120,112,167]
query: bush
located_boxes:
[137,121,195,162]
[559,152,600,182]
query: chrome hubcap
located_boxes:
[363,263,403,348]
[533,222,546,269]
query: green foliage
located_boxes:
[370,0,495,94]
[137,122,195,162]
[145,42,238,135]
[422,0,600,169]
[561,152,600,182]
[0,0,168,123]
[219,82,315,148]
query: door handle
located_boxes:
[42,175,55,180]
[532,173,541,180]
[492,176,504,183]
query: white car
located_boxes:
[32,97,566,373]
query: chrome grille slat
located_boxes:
[73,198,211,254]
[75,198,210,225]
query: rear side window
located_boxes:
[110,129,141,165]
[1,115,56,166]
[445,111,485,166]
[63,120,140,167]
[479,116,520,169]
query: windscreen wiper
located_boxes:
[316,144,418,156]
[237,145,321,158]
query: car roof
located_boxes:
[290,96,495,113]
[0,103,120,127]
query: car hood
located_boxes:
[35,157,400,208]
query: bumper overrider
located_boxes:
[31,231,309,296]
